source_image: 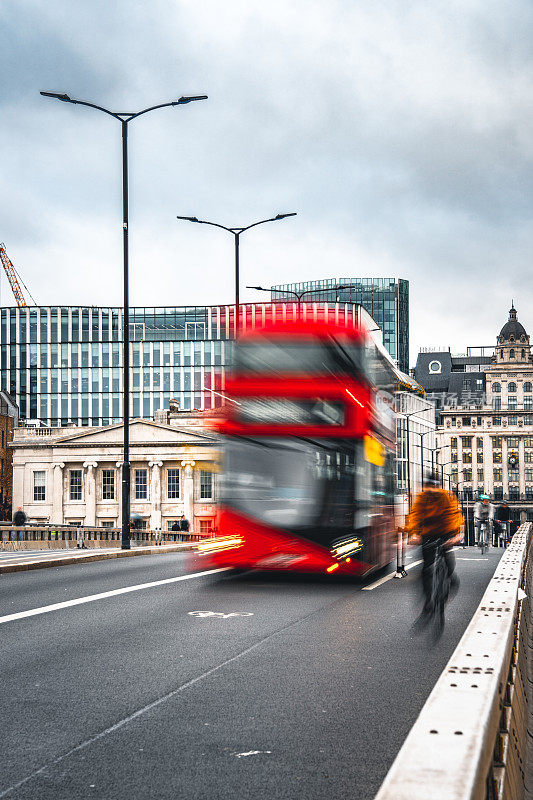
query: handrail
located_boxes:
[375,523,532,800]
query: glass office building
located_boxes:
[1,302,363,427]
[271,278,409,373]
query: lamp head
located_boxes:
[174,95,208,105]
[40,91,72,102]
[176,216,199,223]
[274,212,297,220]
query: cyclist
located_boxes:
[494,500,511,547]
[407,473,463,623]
[474,495,493,547]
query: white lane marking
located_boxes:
[0,568,229,626]
[234,750,271,758]
[188,611,254,619]
[362,559,423,591]
[456,557,487,561]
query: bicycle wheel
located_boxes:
[432,556,447,639]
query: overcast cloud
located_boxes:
[1,0,533,363]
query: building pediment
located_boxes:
[55,419,216,447]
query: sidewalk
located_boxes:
[0,544,196,574]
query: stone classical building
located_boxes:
[438,305,533,523]
[11,409,219,532]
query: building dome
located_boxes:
[498,304,528,342]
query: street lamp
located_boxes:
[42,90,208,549]
[176,213,296,337]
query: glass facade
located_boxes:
[2,302,362,427]
[271,277,409,372]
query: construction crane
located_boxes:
[0,243,36,307]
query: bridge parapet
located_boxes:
[376,523,533,800]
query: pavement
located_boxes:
[0,544,194,573]
[0,545,505,800]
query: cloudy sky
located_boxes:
[2,0,533,364]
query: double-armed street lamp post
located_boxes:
[176,214,296,337]
[41,90,208,549]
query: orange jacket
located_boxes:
[407,487,464,540]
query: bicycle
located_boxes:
[478,520,490,555]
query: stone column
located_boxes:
[149,460,163,530]
[52,462,65,525]
[83,461,98,527]
[181,459,195,533]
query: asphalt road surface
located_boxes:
[0,546,504,800]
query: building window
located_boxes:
[509,382,517,393]
[525,382,532,393]
[462,380,470,391]
[493,416,501,426]
[450,437,457,448]
[200,471,213,500]
[492,382,501,393]
[509,469,519,482]
[525,397,533,411]
[525,415,533,426]
[476,437,483,447]
[509,486,519,500]
[463,469,472,482]
[477,469,484,482]
[493,468,503,482]
[451,452,458,463]
[526,469,533,482]
[493,452,502,463]
[508,437,520,448]
[510,349,515,359]
[167,468,180,499]
[70,469,82,501]
[494,486,503,501]
[493,398,501,411]
[33,471,46,501]
[477,452,484,463]
[134,469,148,500]
[508,415,518,425]
[199,519,214,534]
[524,437,533,447]
[100,521,115,528]
[102,469,115,501]
[526,451,533,463]
[508,397,517,411]
[462,452,472,464]
[461,437,472,448]
[492,436,502,448]
[522,349,526,359]
[451,417,456,426]
[526,488,533,502]
[451,470,458,484]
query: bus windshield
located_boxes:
[234,336,362,377]
[222,436,367,533]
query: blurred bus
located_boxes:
[197,318,398,576]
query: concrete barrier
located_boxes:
[375,523,533,800]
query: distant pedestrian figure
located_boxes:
[76,527,86,549]
[155,527,162,546]
[179,514,190,533]
[171,521,180,542]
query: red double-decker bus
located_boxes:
[197,317,398,576]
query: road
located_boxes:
[0,546,503,800]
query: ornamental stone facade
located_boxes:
[438,305,533,522]
[11,410,219,532]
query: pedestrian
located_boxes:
[171,521,180,542]
[76,527,86,549]
[13,508,26,542]
[155,527,162,546]
[494,501,511,547]
[179,514,190,534]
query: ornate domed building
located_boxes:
[439,304,533,531]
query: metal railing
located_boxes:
[0,526,205,548]
[375,523,533,800]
